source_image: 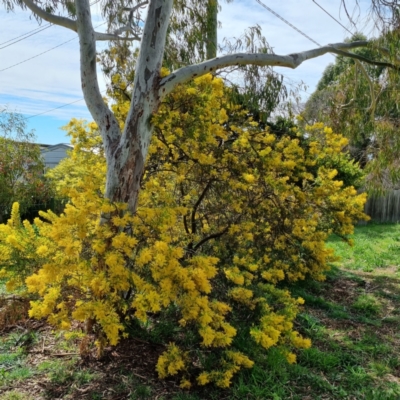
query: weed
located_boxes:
[299,348,341,372]
[0,391,30,400]
[369,361,391,377]
[0,366,33,387]
[352,294,382,316]
[130,383,153,399]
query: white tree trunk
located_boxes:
[105,0,173,212]
[74,0,173,213]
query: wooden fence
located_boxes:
[364,190,400,223]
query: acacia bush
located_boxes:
[0,75,368,388]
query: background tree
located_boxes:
[303,31,400,191]
[0,109,52,223]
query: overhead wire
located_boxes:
[311,0,354,36]
[9,0,313,120]
[0,0,101,50]
[0,21,107,72]
[254,0,321,47]
[251,0,319,101]
[1,0,107,118]
[2,17,107,117]
[0,24,52,49]
[14,1,335,120]
[254,0,358,52]
[0,37,78,72]
[25,90,107,119]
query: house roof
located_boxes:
[40,143,73,153]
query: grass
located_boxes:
[0,223,399,399]
[327,223,400,272]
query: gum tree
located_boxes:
[4,0,398,213]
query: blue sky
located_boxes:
[0,0,373,145]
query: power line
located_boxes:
[25,97,86,120]
[254,0,321,47]
[2,0,105,121]
[0,21,106,73]
[25,90,108,120]
[311,0,354,36]
[0,0,101,50]
[0,24,52,48]
[0,37,77,72]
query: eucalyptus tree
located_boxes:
[304,28,400,190]
[3,0,398,212]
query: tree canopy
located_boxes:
[0,110,52,223]
[303,30,400,191]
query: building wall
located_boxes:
[41,145,72,169]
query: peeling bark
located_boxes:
[105,0,173,213]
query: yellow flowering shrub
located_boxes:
[0,74,368,387]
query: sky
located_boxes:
[0,0,374,144]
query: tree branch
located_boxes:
[21,0,77,31]
[75,0,120,146]
[193,226,229,252]
[159,40,397,98]
[191,180,213,234]
[355,59,376,116]
[21,0,141,41]
[94,31,141,41]
[113,1,149,36]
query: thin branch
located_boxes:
[159,41,398,98]
[21,0,76,31]
[113,1,149,35]
[179,183,190,235]
[332,47,397,69]
[75,0,121,145]
[355,59,376,116]
[376,46,400,66]
[21,0,141,41]
[191,180,213,235]
[193,226,229,252]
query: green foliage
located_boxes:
[0,110,52,223]
[0,391,30,400]
[303,32,400,190]
[352,294,382,316]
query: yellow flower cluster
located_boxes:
[195,350,254,388]
[156,343,187,378]
[0,74,368,387]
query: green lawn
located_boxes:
[327,223,400,272]
[0,223,399,399]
